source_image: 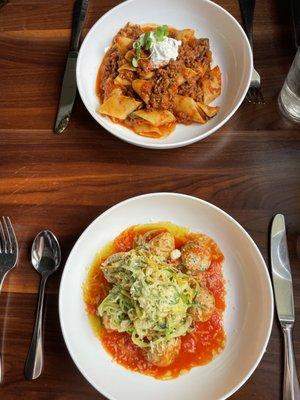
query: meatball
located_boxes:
[102,252,126,266]
[190,286,215,322]
[148,232,175,259]
[147,338,181,367]
[181,240,211,273]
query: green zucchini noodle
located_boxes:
[98,236,202,354]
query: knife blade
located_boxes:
[271,214,294,323]
[271,214,300,400]
[54,0,89,134]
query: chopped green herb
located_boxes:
[143,31,153,50]
[131,25,169,67]
[132,57,138,68]
[154,24,168,42]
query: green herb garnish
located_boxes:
[143,31,152,50]
[132,25,169,67]
[154,24,168,42]
[132,57,138,68]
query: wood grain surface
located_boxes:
[0,0,299,399]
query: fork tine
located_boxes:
[251,88,260,104]
[246,88,255,103]
[251,88,259,103]
[245,88,254,103]
[256,88,265,104]
[0,219,7,253]
[2,217,13,253]
[245,92,252,103]
[248,87,265,105]
[4,217,17,253]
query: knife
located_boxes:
[54,0,89,134]
[271,214,300,400]
[291,0,300,48]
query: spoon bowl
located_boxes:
[31,230,61,276]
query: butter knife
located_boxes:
[271,214,300,400]
[54,0,89,134]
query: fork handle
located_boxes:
[238,0,256,48]
[0,268,8,292]
[0,268,8,383]
[24,275,47,380]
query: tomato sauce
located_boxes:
[83,222,226,379]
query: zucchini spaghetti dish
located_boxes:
[96,23,221,138]
[83,222,226,379]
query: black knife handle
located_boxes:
[291,0,300,48]
[238,0,256,48]
[70,0,89,51]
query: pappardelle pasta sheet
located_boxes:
[96,23,221,138]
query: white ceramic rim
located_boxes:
[59,192,273,400]
[76,0,253,149]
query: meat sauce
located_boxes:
[83,222,226,379]
[95,23,214,132]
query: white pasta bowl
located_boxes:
[59,193,273,400]
[76,0,252,149]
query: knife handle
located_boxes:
[282,323,300,400]
[238,0,255,49]
[70,0,89,52]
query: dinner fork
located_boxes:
[0,216,19,382]
[238,0,265,104]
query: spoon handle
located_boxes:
[24,275,47,380]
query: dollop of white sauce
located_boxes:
[150,37,182,67]
[135,32,181,68]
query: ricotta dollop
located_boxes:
[135,31,182,68]
[150,36,182,67]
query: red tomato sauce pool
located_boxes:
[83,223,226,379]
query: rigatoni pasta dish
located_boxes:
[83,222,226,379]
[96,23,221,138]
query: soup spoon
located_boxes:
[24,230,61,380]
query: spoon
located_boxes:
[24,230,61,380]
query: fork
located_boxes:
[0,216,19,382]
[238,0,265,104]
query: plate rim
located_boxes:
[76,0,253,149]
[59,192,274,400]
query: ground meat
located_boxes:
[117,23,143,40]
[178,78,204,102]
[118,58,128,68]
[123,85,140,100]
[120,70,135,81]
[148,60,183,110]
[178,38,210,69]
[174,111,194,125]
[106,48,122,79]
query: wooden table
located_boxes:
[0,0,299,398]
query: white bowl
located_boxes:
[59,193,273,400]
[77,0,252,149]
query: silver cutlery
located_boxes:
[24,230,61,380]
[0,0,8,9]
[0,216,18,382]
[238,0,265,104]
[271,214,300,400]
[54,0,89,134]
